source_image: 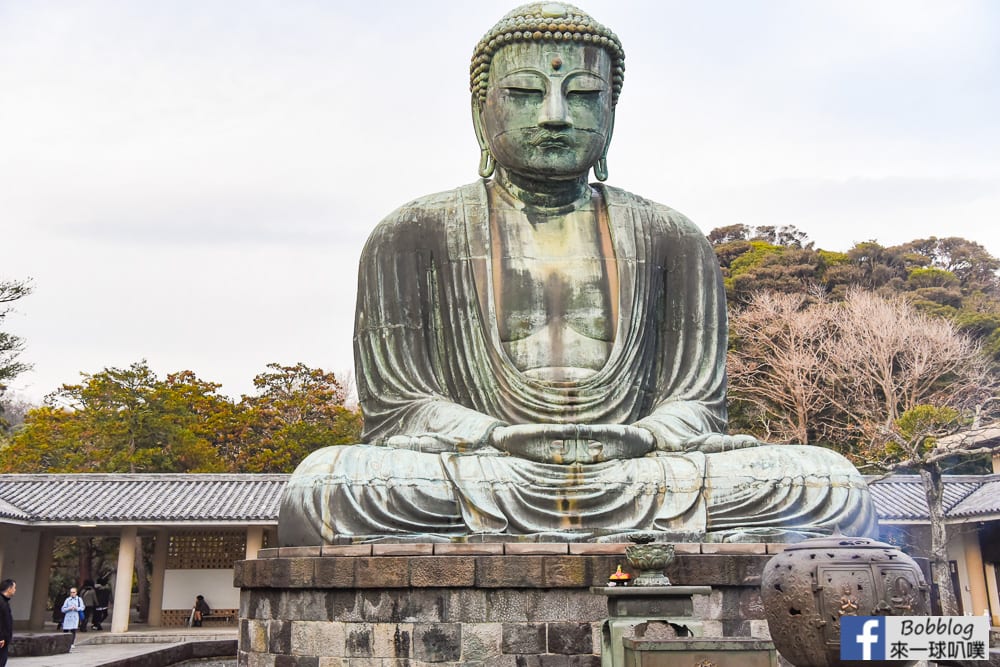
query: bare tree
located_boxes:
[728,290,838,444]
[827,290,992,444]
[1,277,33,390]
[0,278,33,435]
[0,390,35,433]
[729,289,998,613]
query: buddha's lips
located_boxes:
[531,133,572,148]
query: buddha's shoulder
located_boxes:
[377,184,483,226]
[601,185,705,238]
[362,184,482,248]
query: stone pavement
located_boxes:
[10,627,236,666]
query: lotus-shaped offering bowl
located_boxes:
[624,533,674,586]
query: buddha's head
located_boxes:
[471,3,625,182]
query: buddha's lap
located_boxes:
[278,441,876,542]
[287,441,863,489]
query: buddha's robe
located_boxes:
[277,182,877,545]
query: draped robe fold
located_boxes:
[278,182,878,545]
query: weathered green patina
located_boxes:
[277,3,877,546]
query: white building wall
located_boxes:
[946,526,974,614]
[161,568,239,610]
[0,527,40,621]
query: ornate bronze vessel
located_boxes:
[760,535,929,667]
[625,533,674,586]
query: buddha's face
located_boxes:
[481,42,612,180]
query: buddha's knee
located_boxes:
[779,444,865,479]
[287,443,454,486]
[287,443,362,478]
[707,444,864,482]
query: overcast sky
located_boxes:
[2,1,999,403]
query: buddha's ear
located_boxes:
[605,109,616,155]
[594,109,616,182]
[471,98,495,178]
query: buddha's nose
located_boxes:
[539,90,572,129]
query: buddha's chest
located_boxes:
[490,206,617,377]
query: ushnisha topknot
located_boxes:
[471,2,625,108]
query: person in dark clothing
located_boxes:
[192,595,210,627]
[92,580,112,630]
[1,579,16,667]
[79,580,96,633]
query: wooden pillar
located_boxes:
[146,529,169,626]
[111,526,137,633]
[984,563,1000,626]
[28,532,55,630]
[245,526,264,560]
[963,529,990,618]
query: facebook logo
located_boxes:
[841,616,886,660]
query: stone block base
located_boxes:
[622,638,777,667]
[239,582,607,665]
[10,632,74,657]
[234,546,772,666]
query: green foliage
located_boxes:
[707,228,1000,333]
[711,226,817,300]
[844,241,906,289]
[817,250,850,267]
[952,310,1000,367]
[0,360,362,474]
[889,405,962,457]
[3,406,87,472]
[714,240,754,271]
[907,298,959,319]
[953,311,1000,338]
[237,363,363,473]
[905,268,963,309]
[727,244,827,303]
[1,362,232,473]
[985,329,1000,363]
[906,267,959,290]
[895,237,1000,294]
[728,240,783,273]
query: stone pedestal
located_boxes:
[592,586,712,667]
[234,544,777,667]
[622,638,777,667]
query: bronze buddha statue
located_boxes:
[277,3,877,545]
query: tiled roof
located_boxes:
[0,474,287,525]
[1,472,996,527]
[867,474,1000,522]
[949,478,1000,518]
[0,497,29,520]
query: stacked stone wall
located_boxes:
[234,543,779,667]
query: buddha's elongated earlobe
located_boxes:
[472,99,495,178]
[594,158,608,182]
[594,110,615,182]
[479,150,495,179]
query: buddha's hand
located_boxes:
[385,434,483,454]
[490,424,655,464]
[682,433,760,454]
